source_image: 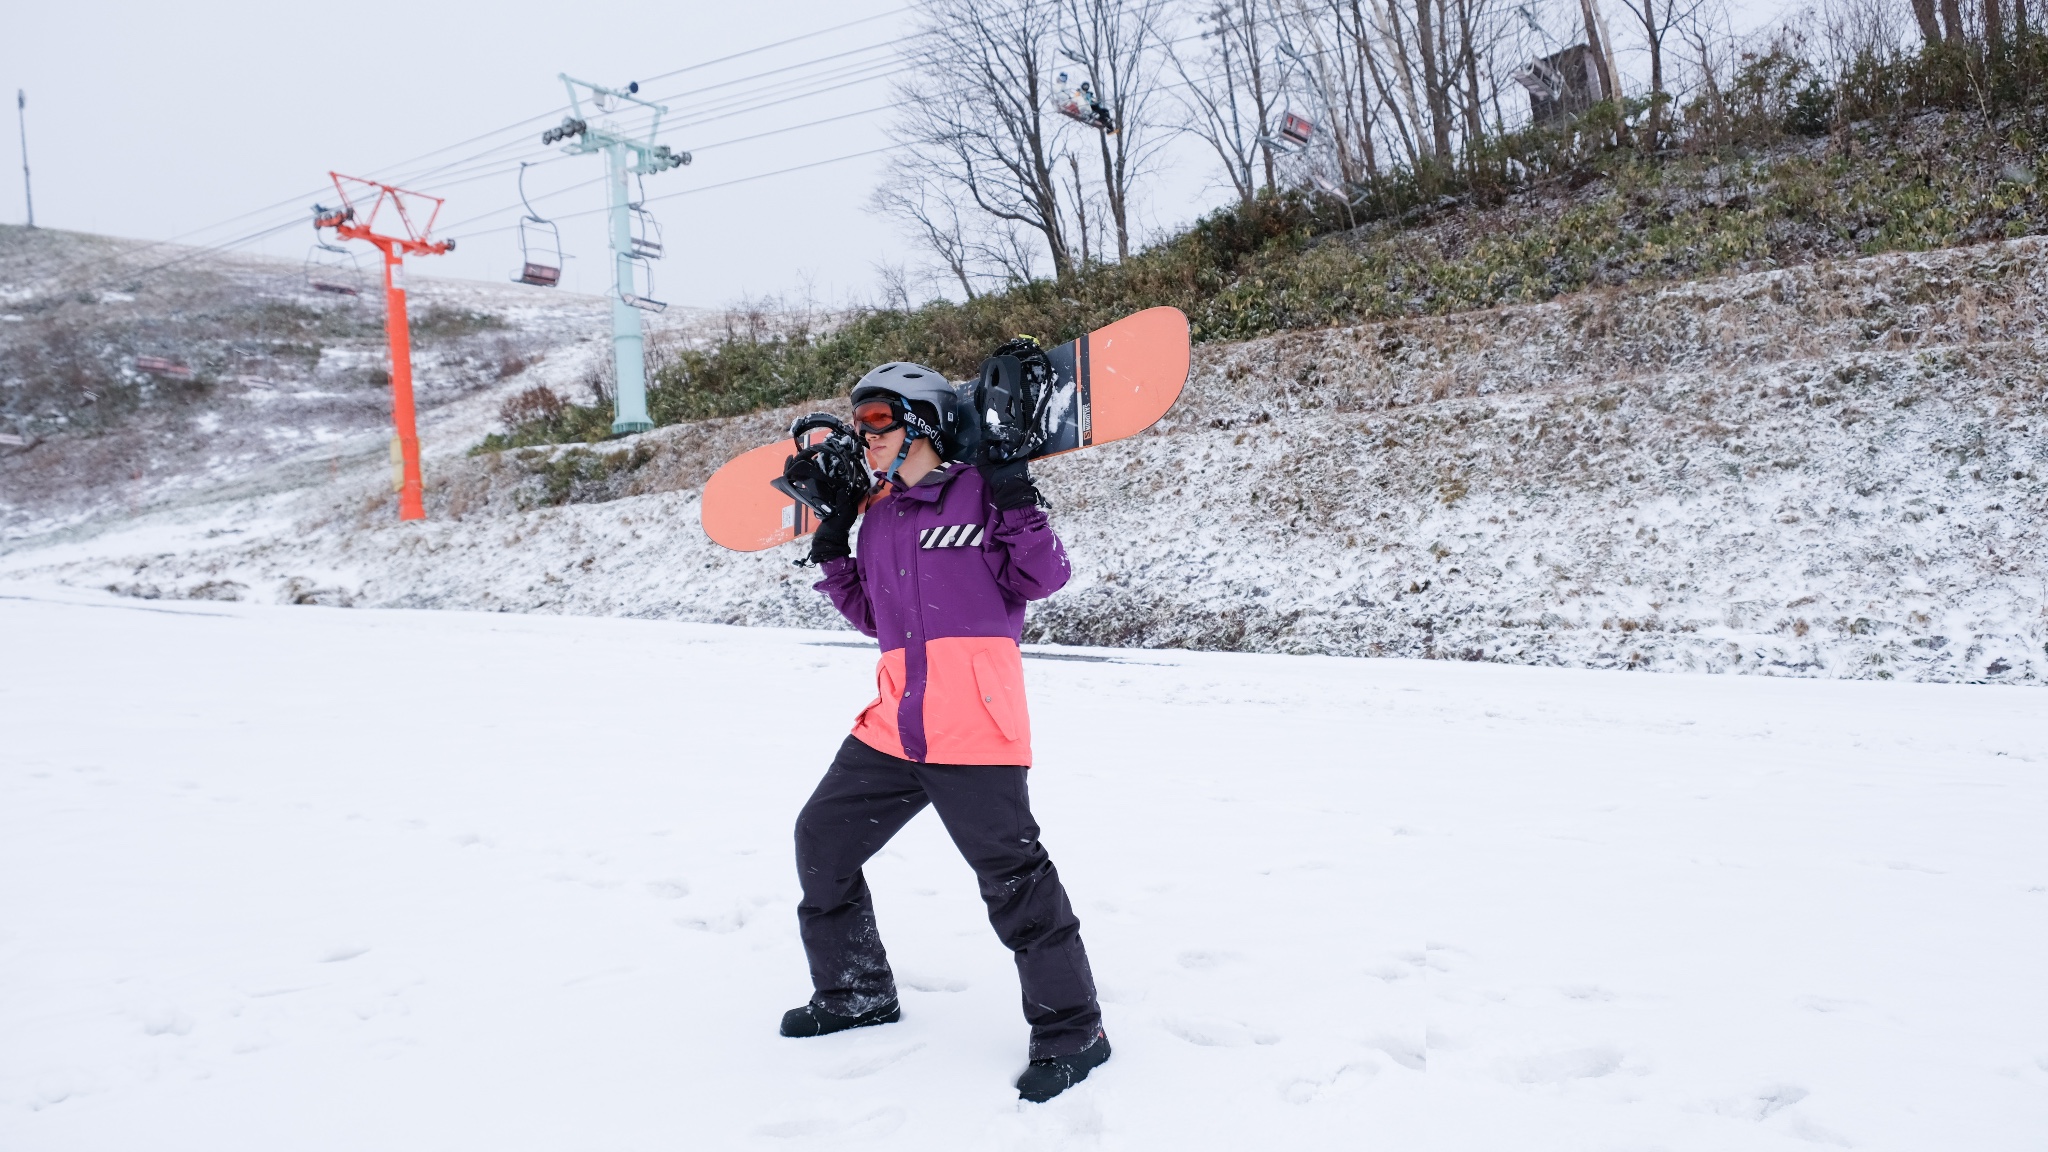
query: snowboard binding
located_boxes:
[974,336,1059,465]
[771,413,870,522]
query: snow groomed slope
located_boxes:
[2,588,2042,1149]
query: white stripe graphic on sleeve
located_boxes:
[965,524,984,547]
[937,524,964,548]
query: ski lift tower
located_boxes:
[545,75,690,434]
[313,173,455,521]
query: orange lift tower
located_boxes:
[312,174,455,520]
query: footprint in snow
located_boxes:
[1370,1033,1427,1070]
[1423,941,1469,971]
[1706,1085,1809,1121]
[1176,949,1240,970]
[1282,1060,1377,1104]
[1751,1084,1810,1120]
[1161,1014,1280,1047]
[141,1009,194,1037]
[1366,950,1429,981]
[822,1043,925,1079]
[644,879,691,899]
[900,974,968,993]
[1502,1045,1625,1084]
[679,906,751,933]
[320,945,371,963]
[755,1106,906,1139]
[993,1095,1109,1145]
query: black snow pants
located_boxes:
[794,734,1103,1059]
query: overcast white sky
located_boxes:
[2,0,1787,311]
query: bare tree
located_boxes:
[1274,0,1381,195]
[1412,1,1456,161]
[896,0,1078,280]
[1908,0,1943,44]
[1360,0,1427,167]
[1065,152,1095,265]
[1057,0,1171,260]
[874,261,917,310]
[1322,0,1389,188]
[1617,0,1708,148]
[1163,0,1296,205]
[1672,0,1737,128]
[871,176,981,300]
[1368,1,1438,164]
[1578,0,1624,100]
[1453,0,1486,152]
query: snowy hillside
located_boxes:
[2,590,2043,1149]
[5,234,2041,683]
[0,227,712,539]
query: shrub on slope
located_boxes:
[480,42,2048,451]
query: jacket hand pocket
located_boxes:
[970,649,1024,742]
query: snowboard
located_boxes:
[699,306,1191,553]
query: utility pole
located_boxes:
[16,90,32,229]
[545,75,690,435]
[313,173,455,521]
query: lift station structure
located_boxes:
[313,173,454,520]
[544,75,690,434]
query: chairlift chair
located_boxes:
[628,174,664,259]
[620,253,667,313]
[512,163,563,288]
[1512,58,1565,103]
[1053,72,1116,134]
[628,203,664,260]
[1310,170,1371,207]
[305,239,363,296]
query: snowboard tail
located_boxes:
[699,306,1190,553]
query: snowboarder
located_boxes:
[779,360,1111,1104]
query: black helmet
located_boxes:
[850,362,958,457]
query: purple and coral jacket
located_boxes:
[814,462,1070,765]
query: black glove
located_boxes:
[778,414,869,566]
[980,457,1042,511]
[798,475,864,561]
[806,491,863,564]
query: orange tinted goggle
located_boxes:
[852,399,904,434]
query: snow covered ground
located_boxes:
[3,588,2043,1150]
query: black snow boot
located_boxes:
[779,998,900,1038]
[1016,1031,1112,1103]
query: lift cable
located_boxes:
[51,3,1302,294]
[441,144,900,244]
[39,9,920,280]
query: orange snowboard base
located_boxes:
[699,306,1191,553]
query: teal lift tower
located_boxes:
[544,76,690,434]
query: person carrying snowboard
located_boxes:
[778,355,1111,1104]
